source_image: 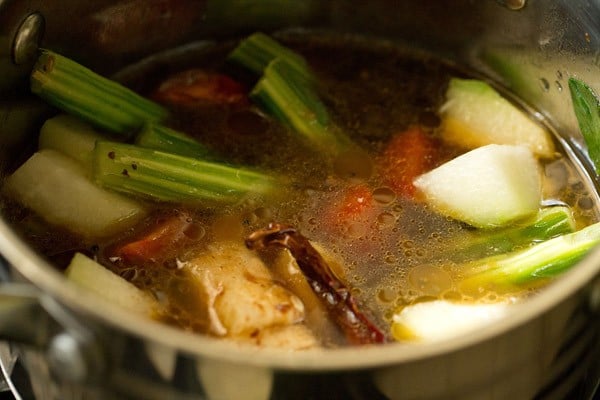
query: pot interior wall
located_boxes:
[0,1,598,399]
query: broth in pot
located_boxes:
[2,30,598,350]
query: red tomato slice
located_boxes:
[111,212,200,265]
[379,126,440,198]
[153,69,248,106]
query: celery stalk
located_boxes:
[135,123,214,160]
[31,49,169,136]
[251,58,352,155]
[227,32,311,81]
[229,33,354,155]
[568,77,600,173]
[462,221,600,287]
[93,141,278,203]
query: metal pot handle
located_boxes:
[0,259,105,385]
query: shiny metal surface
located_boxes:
[11,13,45,66]
[0,1,598,399]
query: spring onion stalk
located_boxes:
[568,77,600,173]
[251,58,352,155]
[449,206,576,261]
[93,141,279,203]
[462,221,600,288]
[30,49,169,137]
[135,123,214,160]
[227,32,311,81]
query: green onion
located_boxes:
[227,32,311,81]
[448,206,576,262]
[31,49,169,137]
[135,123,214,160]
[568,77,600,173]
[462,221,600,288]
[93,141,278,203]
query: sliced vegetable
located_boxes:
[391,300,507,341]
[251,58,351,155]
[152,69,248,106]
[109,212,198,265]
[135,123,214,159]
[38,114,105,167]
[379,126,440,197]
[227,32,311,81]
[31,49,168,136]
[335,184,374,221]
[440,78,555,158]
[413,144,541,228]
[92,141,279,203]
[447,205,576,261]
[229,33,353,156]
[246,223,387,345]
[462,221,600,288]
[3,149,147,239]
[66,252,157,315]
[568,77,600,173]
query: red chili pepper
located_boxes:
[379,125,440,198]
[246,223,387,345]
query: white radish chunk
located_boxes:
[3,149,147,239]
[440,78,555,158]
[413,144,541,228]
[66,253,157,316]
[392,300,508,341]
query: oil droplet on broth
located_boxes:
[377,287,397,303]
[408,265,453,296]
[377,212,396,228]
[373,187,396,204]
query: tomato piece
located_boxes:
[111,212,201,264]
[338,184,374,221]
[321,184,377,234]
[153,69,248,106]
[379,126,440,198]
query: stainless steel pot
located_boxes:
[0,1,598,399]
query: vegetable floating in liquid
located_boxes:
[2,32,598,348]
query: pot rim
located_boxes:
[0,215,597,371]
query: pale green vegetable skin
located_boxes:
[440,78,555,158]
[38,114,105,168]
[66,252,157,315]
[413,144,542,228]
[3,149,147,239]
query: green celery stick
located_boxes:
[31,49,169,137]
[135,123,214,160]
[93,141,278,203]
[227,32,311,80]
[251,58,352,155]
